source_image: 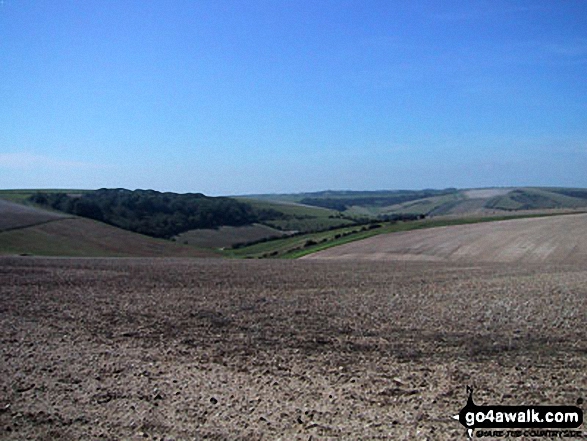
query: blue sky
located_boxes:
[1,0,586,195]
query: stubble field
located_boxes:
[1,257,586,440]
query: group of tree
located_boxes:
[29,189,283,239]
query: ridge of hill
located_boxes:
[243,187,587,217]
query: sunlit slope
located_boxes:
[0,217,217,257]
[303,213,587,264]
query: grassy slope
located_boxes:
[224,224,369,259]
[175,224,285,249]
[1,191,355,255]
[246,187,587,218]
[5,187,587,259]
[239,198,357,232]
[0,217,217,257]
[0,199,73,231]
[485,187,587,210]
[224,187,587,259]
[377,193,463,216]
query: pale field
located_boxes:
[304,213,587,264]
[1,257,586,440]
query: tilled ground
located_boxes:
[304,213,587,264]
[1,257,586,440]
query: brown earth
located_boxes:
[1,257,586,440]
[304,213,587,264]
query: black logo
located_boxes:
[453,387,583,438]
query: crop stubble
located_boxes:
[1,257,586,440]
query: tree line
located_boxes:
[29,189,283,239]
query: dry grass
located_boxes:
[1,257,585,439]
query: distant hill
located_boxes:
[25,188,363,236]
[243,187,587,217]
[4,186,587,258]
[237,198,358,231]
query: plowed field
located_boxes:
[304,213,587,264]
[1,257,585,439]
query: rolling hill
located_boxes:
[244,187,587,218]
[3,187,587,258]
[303,213,587,264]
[0,198,72,231]
[0,199,216,257]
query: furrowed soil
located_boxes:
[304,213,587,264]
[1,257,586,440]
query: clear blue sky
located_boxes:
[1,0,586,195]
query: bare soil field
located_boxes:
[1,257,585,440]
[305,213,587,264]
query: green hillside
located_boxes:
[238,198,358,232]
[224,212,572,259]
[3,186,587,258]
[27,189,278,239]
[175,224,285,249]
[244,187,587,218]
[485,188,587,211]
